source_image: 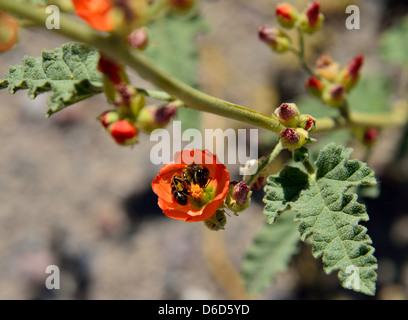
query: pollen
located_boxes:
[189,183,204,199]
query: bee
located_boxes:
[167,164,212,206]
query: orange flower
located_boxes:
[0,11,19,52]
[152,149,230,222]
[72,0,114,31]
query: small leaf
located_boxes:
[241,211,300,295]
[0,42,103,117]
[263,143,378,295]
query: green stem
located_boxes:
[292,27,315,77]
[314,100,408,132]
[135,88,176,102]
[302,157,315,175]
[0,2,286,133]
[247,141,283,187]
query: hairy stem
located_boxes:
[247,141,283,187]
[302,157,316,175]
[291,27,315,77]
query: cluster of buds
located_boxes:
[72,0,197,52]
[305,53,364,107]
[98,55,177,146]
[274,103,316,151]
[259,1,324,53]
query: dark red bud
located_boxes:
[251,176,265,191]
[306,1,320,27]
[363,127,378,145]
[276,103,298,122]
[330,84,345,101]
[258,25,277,44]
[347,55,364,80]
[98,55,121,85]
[114,83,134,106]
[232,181,250,206]
[280,128,300,144]
[155,104,177,126]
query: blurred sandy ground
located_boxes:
[0,0,408,299]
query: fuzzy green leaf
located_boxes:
[263,143,378,295]
[241,211,300,295]
[380,16,408,68]
[145,13,208,130]
[0,42,103,117]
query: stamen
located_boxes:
[189,183,204,199]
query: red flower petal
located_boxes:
[72,0,114,32]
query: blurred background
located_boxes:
[0,0,408,300]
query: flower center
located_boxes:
[189,183,204,199]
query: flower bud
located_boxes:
[273,103,300,127]
[204,209,227,231]
[322,83,346,107]
[226,181,252,213]
[127,27,149,51]
[0,11,19,52]
[251,176,266,191]
[99,110,120,128]
[276,3,298,29]
[305,76,323,98]
[109,119,138,145]
[279,128,309,151]
[258,26,291,53]
[314,52,340,82]
[338,54,364,91]
[137,104,177,133]
[299,114,316,132]
[363,127,378,147]
[114,83,136,107]
[298,1,324,34]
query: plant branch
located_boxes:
[314,100,408,133]
[1,2,408,135]
[290,27,315,77]
[0,2,286,133]
[247,141,283,187]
